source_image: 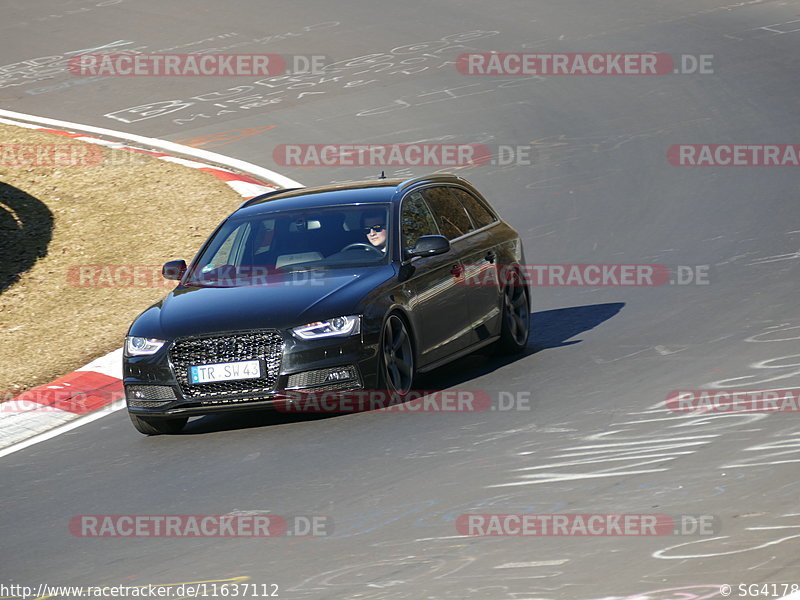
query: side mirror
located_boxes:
[406,235,450,259]
[162,260,187,281]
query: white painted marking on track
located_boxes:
[63,41,135,56]
[410,535,471,542]
[0,399,126,459]
[489,469,672,487]
[495,560,569,568]
[226,180,276,197]
[160,155,228,170]
[75,136,128,149]
[749,250,800,265]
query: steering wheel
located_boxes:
[341,242,383,254]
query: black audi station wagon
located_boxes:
[123,174,530,434]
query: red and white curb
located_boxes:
[0,117,279,199]
[0,110,303,455]
[0,349,124,456]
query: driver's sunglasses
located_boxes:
[364,224,385,233]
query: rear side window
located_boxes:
[450,187,497,229]
[401,192,439,248]
[422,186,474,240]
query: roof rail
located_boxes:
[237,187,303,209]
[396,172,461,192]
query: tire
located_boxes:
[495,269,530,353]
[378,314,415,398]
[128,412,188,435]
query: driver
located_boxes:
[362,212,387,253]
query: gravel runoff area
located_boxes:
[0,122,246,395]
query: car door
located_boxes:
[399,190,472,366]
[446,186,504,341]
[421,185,505,347]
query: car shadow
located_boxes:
[181,302,624,434]
[0,183,54,293]
[415,301,625,389]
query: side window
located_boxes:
[205,222,250,268]
[450,188,497,229]
[254,219,276,254]
[401,192,439,249]
[422,186,474,240]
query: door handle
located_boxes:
[450,264,464,278]
[485,251,496,263]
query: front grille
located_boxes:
[169,331,284,400]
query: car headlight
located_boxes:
[125,336,167,356]
[292,315,361,340]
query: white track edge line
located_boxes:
[0,108,304,189]
[0,399,126,459]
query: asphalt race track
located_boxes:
[2,1,800,598]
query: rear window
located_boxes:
[449,187,497,229]
[422,186,474,240]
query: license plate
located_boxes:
[189,359,262,384]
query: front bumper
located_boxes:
[123,329,379,417]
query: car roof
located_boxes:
[234,173,476,216]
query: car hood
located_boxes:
[130,266,396,339]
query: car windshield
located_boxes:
[184,204,391,287]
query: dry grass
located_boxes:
[0,123,247,393]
